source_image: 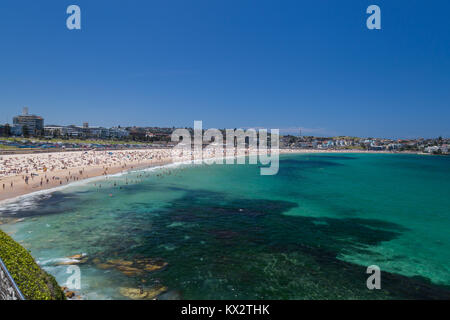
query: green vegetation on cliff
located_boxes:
[0,229,65,300]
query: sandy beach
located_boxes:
[0,148,413,203]
[0,149,177,203]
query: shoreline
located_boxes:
[0,149,176,203]
[0,148,422,204]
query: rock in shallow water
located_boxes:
[107,259,134,266]
[119,286,168,300]
[93,257,168,276]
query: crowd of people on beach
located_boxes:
[0,150,175,178]
[0,147,271,178]
[0,149,178,196]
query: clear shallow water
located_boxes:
[1,153,449,299]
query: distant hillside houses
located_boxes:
[44,124,129,139]
[0,109,448,153]
[279,135,449,154]
[424,145,448,154]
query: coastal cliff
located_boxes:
[0,229,65,300]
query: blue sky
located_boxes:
[0,0,449,138]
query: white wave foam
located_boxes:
[37,254,87,266]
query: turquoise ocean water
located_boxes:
[1,153,449,299]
